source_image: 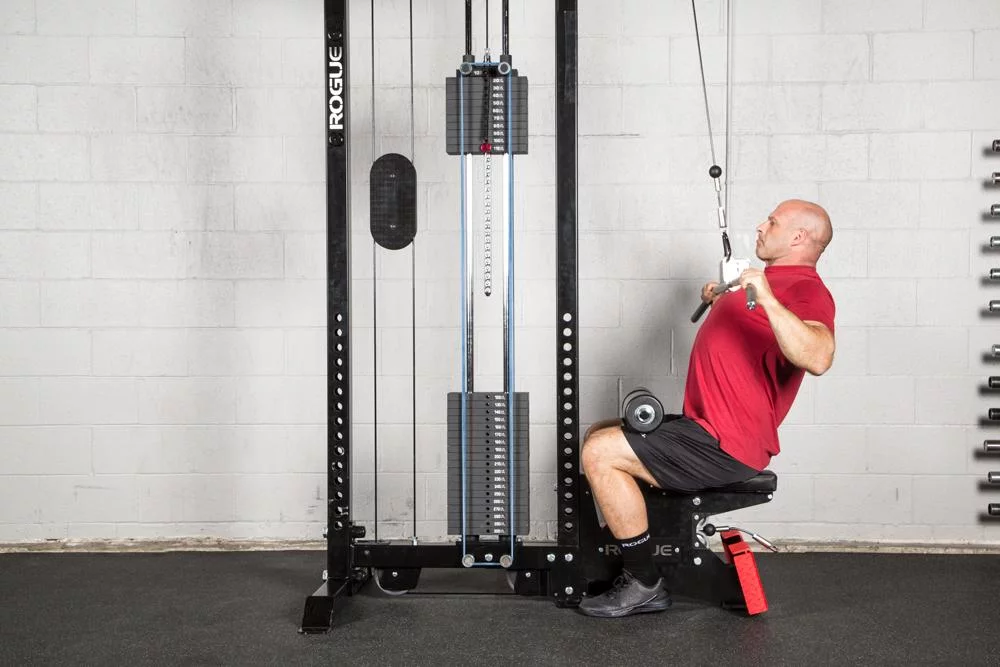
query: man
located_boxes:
[577,199,836,618]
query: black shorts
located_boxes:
[622,415,759,493]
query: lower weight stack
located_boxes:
[447,392,530,536]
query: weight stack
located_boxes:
[447,392,530,536]
[445,69,529,155]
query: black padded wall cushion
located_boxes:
[370,153,417,250]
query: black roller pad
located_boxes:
[369,153,417,250]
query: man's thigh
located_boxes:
[588,426,660,488]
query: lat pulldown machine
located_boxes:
[301,0,777,633]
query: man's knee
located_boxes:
[582,427,622,476]
[583,427,659,489]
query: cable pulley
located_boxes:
[690,0,753,323]
[367,0,421,544]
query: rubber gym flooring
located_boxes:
[0,550,996,665]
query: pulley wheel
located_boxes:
[621,387,664,434]
[373,568,410,596]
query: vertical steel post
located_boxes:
[555,0,579,548]
[325,0,352,584]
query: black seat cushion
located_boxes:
[639,470,778,497]
[713,470,777,494]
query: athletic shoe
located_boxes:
[576,571,672,618]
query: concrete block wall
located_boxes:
[0,0,997,546]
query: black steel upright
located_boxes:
[555,0,580,549]
[300,0,367,634]
[322,0,353,592]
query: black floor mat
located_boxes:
[1,551,997,666]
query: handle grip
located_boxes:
[750,531,778,552]
[713,525,779,553]
[691,279,757,323]
[690,281,731,323]
[690,301,711,323]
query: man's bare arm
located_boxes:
[762,300,835,376]
[740,268,835,376]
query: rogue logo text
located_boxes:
[603,544,676,557]
[328,45,345,130]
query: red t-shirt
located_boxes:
[682,265,836,471]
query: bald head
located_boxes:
[755,199,834,267]
[783,199,833,257]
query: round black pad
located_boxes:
[370,153,417,250]
[621,387,665,434]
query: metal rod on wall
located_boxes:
[502,0,509,55]
[465,0,472,55]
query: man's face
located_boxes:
[755,203,796,262]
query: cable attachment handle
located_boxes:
[690,271,756,323]
[703,523,779,553]
[709,164,727,232]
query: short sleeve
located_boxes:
[783,280,835,333]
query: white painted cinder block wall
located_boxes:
[1,0,998,546]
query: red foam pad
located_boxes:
[721,530,768,615]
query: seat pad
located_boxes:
[714,470,777,494]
